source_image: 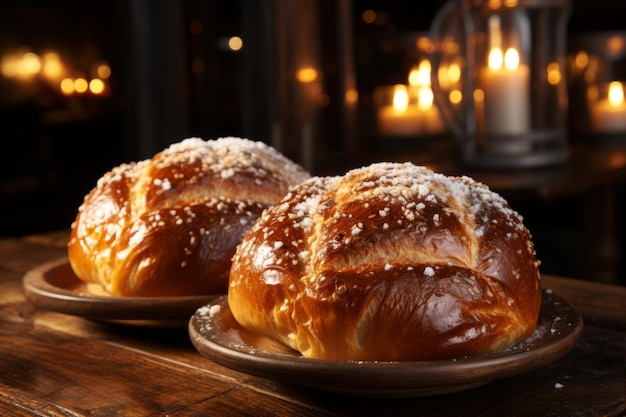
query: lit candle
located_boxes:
[376,60,446,137]
[377,85,446,137]
[377,85,422,136]
[411,60,445,135]
[590,81,626,133]
[415,85,446,135]
[482,47,531,136]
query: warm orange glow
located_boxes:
[60,78,75,95]
[608,81,625,108]
[228,36,243,51]
[437,61,461,90]
[441,38,460,55]
[416,36,434,54]
[409,59,431,87]
[590,81,626,133]
[447,62,461,83]
[73,78,88,93]
[408,68,419,86]
[362,10,376,24]
[96,63,111,79]
[89,78,105,94]
[487,0,518,8]
[547,62,561,85]
[488,47,520,71]
[504,48,520,70]
[1,50,42,79]
[392,85,409,111]
[607,36,625,55]
[345,88,358,105]
[406,60,435,111]
[587,85,599,102]
[1,54,18,77]
[60,76,108,96]
[575,51,589,70]
[450,90,462,104]
[21,52,42,76]
[584,56,599,84]
[488,47,504,70]
[473,88,484,101]
[608,151,626,169]
[417,60,431,85]
[417,87,434,111]
[42,52,63,79]
[296,67,318,83]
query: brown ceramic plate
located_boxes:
[23,257,219,326]
[189,290,583,398]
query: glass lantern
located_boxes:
[430,0,572,169]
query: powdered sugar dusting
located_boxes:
[70,136,311,296]
[229,161,543,361]
[234,161,532,289]
[156,137,309,185]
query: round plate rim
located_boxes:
[22,257,219,321]
[188,291,583,397]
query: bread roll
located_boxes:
[68,137,310,297]
[228,162,541,361]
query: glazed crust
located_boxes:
[68,137,310,296]
[228,162,541,361]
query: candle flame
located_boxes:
[608,81,625,108]
[417,60,431,85]
[408,68,419,87]
[488,0,520,8]
[408,59,431,87]
[488,47,503,70]
[504,48,520,70]
[488,47,520,71]
[392,85,409,111]
[417,86,434,111]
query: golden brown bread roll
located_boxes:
[68,137,310,297]
[228,162,541,361]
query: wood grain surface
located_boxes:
[1,230,625,416]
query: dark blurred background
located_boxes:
[1,0,625,285]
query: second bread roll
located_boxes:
[68,137,310,297]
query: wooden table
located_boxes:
[1,230,625,417]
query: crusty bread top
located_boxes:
[68,137,310,296]
[228,162,541,361]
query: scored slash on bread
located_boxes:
[228,162,542,361]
